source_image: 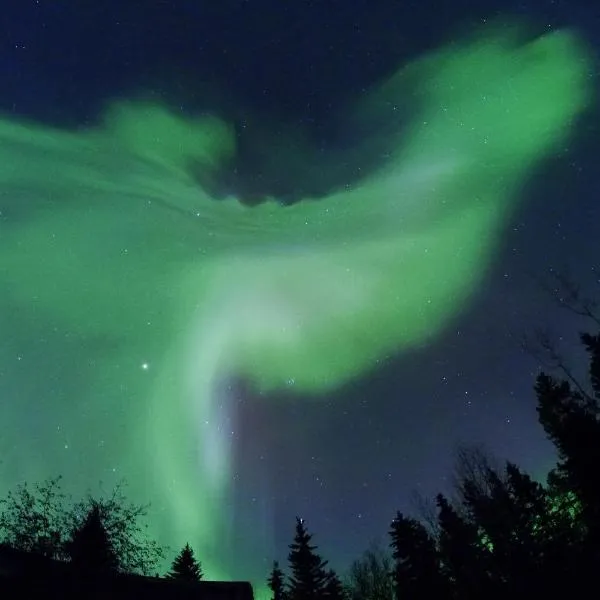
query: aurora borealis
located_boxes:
[1,0,598,591]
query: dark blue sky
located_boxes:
[2,0,599,580]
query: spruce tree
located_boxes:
[436,494,489,599]
[267,560,287,600]
[535,352,600,532]
[66,503,118,573]
[389,511,444,600]
[534,328,600,587]
[287,517,328,600]
[323,569,346,600]
[167,543,203,582]
[459,460,553,594]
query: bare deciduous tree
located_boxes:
[345,542,394,600]
[0,477,165,575]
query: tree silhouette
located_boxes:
[65,502,118,573]
[389,511,445,600]
[287,517,328,600]
[323,569,346,600]
[534,326,600,587]
[457,457,564,595]
[436,493,490,599]
[452,444,506,509]
[0,478,164,574]
[582,332,600,396]
[167,543,203,582]
[0,477,69,559]
[346,545,394,600]
[259,282,600,600]
[267,560,287,600]
[71,484,164,575]
[536,370,600,528]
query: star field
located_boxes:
[0,0,599,589]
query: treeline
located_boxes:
[0,477,202,582]
[1,277,598,598]
[268,281,600,600]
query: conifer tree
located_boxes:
[459,460,554,594]
[167,543,203,582]
[323,569,346,600]
[535,358,600,532]
[436,494,489,599]
[287,517,328,600]
[534,327,600,587]
[268,560,287,600]
[66,503,118,573]
[389,511,444,600]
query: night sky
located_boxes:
[1,0,599,591]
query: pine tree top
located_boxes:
[167,542,203,582]
[288,517,329,600]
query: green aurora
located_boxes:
[0,22,591,586]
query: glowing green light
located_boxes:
[0,21,590,589]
